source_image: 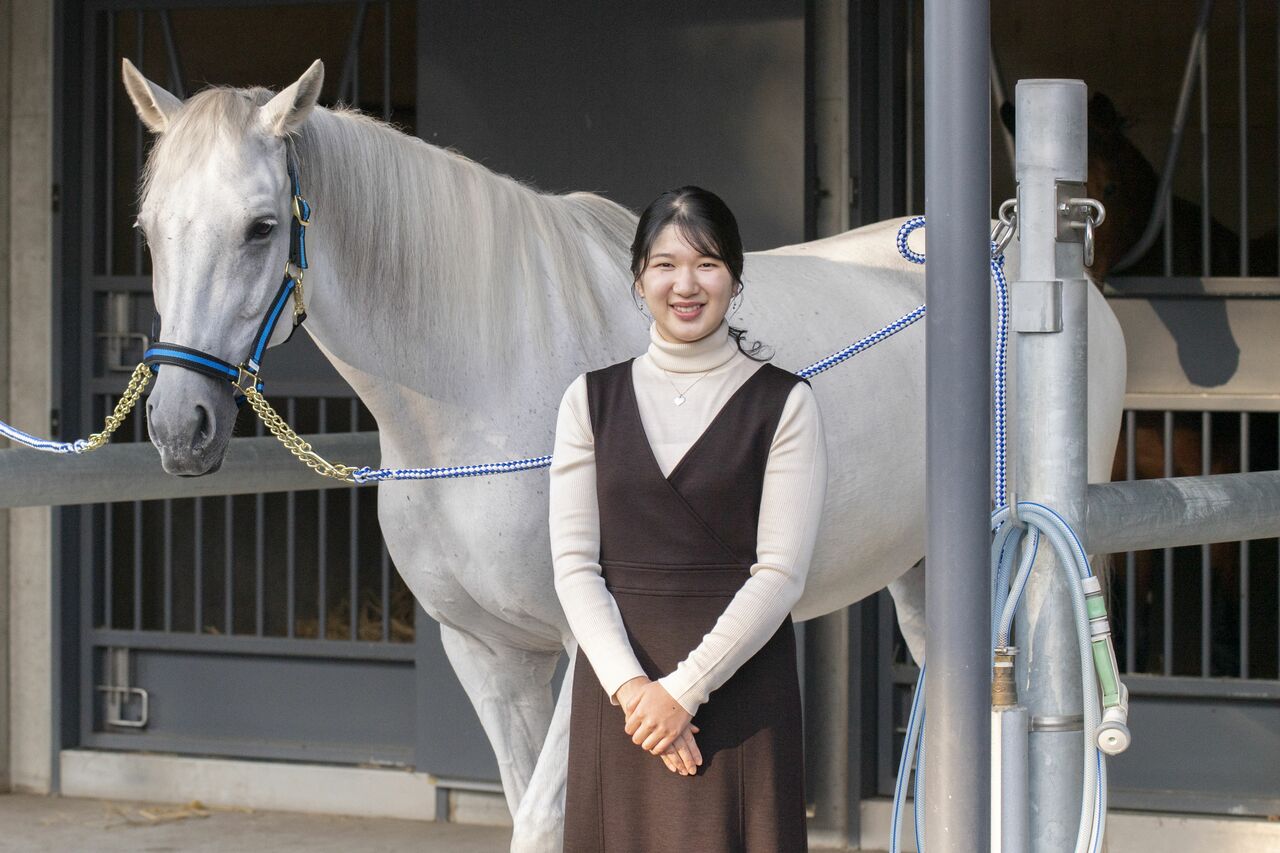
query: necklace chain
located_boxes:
[662,367,713,406]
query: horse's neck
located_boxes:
[293,108,636,411]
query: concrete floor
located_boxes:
[0,794,514,852]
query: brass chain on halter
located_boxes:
[235,376,359,482]
[79,362,154,452]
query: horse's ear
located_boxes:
[1089,92,1123,133]
[999,100,1016,137]
[261,59,325,137]
[121,58,182,134]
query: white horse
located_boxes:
[123,59,1126,850]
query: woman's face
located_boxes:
[636,223,739,344]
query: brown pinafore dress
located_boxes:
[562,358,809,853]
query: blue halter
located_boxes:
[143,154,311,406]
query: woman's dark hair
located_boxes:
[629,186,771,361]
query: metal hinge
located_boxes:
[96,647,150,729]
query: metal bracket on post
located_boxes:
[1056,182,1106,268]
[1012,280,1063,333]
[96,647,150,729]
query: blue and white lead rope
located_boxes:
[0,421,92,454]
[895,215,1011,509]
[4,220,1007,493]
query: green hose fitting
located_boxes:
[1083,575,1131,755]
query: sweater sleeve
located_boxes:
[549,374,648,703]
[656,381,828,716]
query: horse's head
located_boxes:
[1084,93,1158,280]
[123,59,324,475]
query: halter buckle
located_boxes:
[292,194,311,227]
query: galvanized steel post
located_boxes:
[923,0,991,849]
[1011,79,1090,853]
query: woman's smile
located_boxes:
[671,302,705,320]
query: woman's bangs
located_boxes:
[673,219,726,263]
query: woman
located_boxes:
[548,186,828,852]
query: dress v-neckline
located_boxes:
[626,358,770,484]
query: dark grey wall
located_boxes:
[416,1,808,252]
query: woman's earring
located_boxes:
[728,287,743,319]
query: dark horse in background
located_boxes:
[1006,93,1280,679]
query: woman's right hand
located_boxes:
[659,723,703,776]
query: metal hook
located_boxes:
[992,199,1018,256]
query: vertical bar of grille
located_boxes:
[255,493,265,636]
[350,398,359,640]
[1124,410,1136,672]
[104,13,115,276]
[353,17,361,110]
[1238,0,1249,275]
[194,497,203,634]
[1163,192,1173,275]
[381,543,391,642]
[224,493,233,635]
[255,408,265,636]
[904,0,915,213]
[286,398,297,638]
[104,427,114,627]
[382,0,391,122]
[134,11,145,275]
[157,10,185,98]
[1240,412,1250,677]
[1201,411,1211,676]
[163,498,173,632]
[318,398,328,640]
[133,403,143,631]
[1163,410,1174,675]
[1200,35,1211,276]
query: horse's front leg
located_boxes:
[438,622,560,818]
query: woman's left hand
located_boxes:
[622,681,693,755]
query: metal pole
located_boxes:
[0,433,379,508]
[923,0,991,849]
[1085,469,1280,554]
[1011,80,1089,853]
[807,1,852,844]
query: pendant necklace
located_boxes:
[663,367,712,406]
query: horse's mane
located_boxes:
[141,86,638,378]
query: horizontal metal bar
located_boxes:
[1085,470,1280,553]
[89,628,414,661]
[1108,787,1280,820]
[0,433,380,508]
[1104,276,1280,299]
[81,732,413,768]
[86,378,358,398]
[1122,393,1280,414]
[1122,673,1280,700]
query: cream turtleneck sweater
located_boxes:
[549,318,828,716]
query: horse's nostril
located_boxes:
[194,404,213,445]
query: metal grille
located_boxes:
[92,393,413,644]
[85,0,417,649]
[1111,409,1279,679]
[74,0,423,762]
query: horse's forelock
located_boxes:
[141,86,278,203]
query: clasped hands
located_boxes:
[613,675,703,776]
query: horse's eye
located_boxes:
[250,219,277,240]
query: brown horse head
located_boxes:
[1085,93,1158,280]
